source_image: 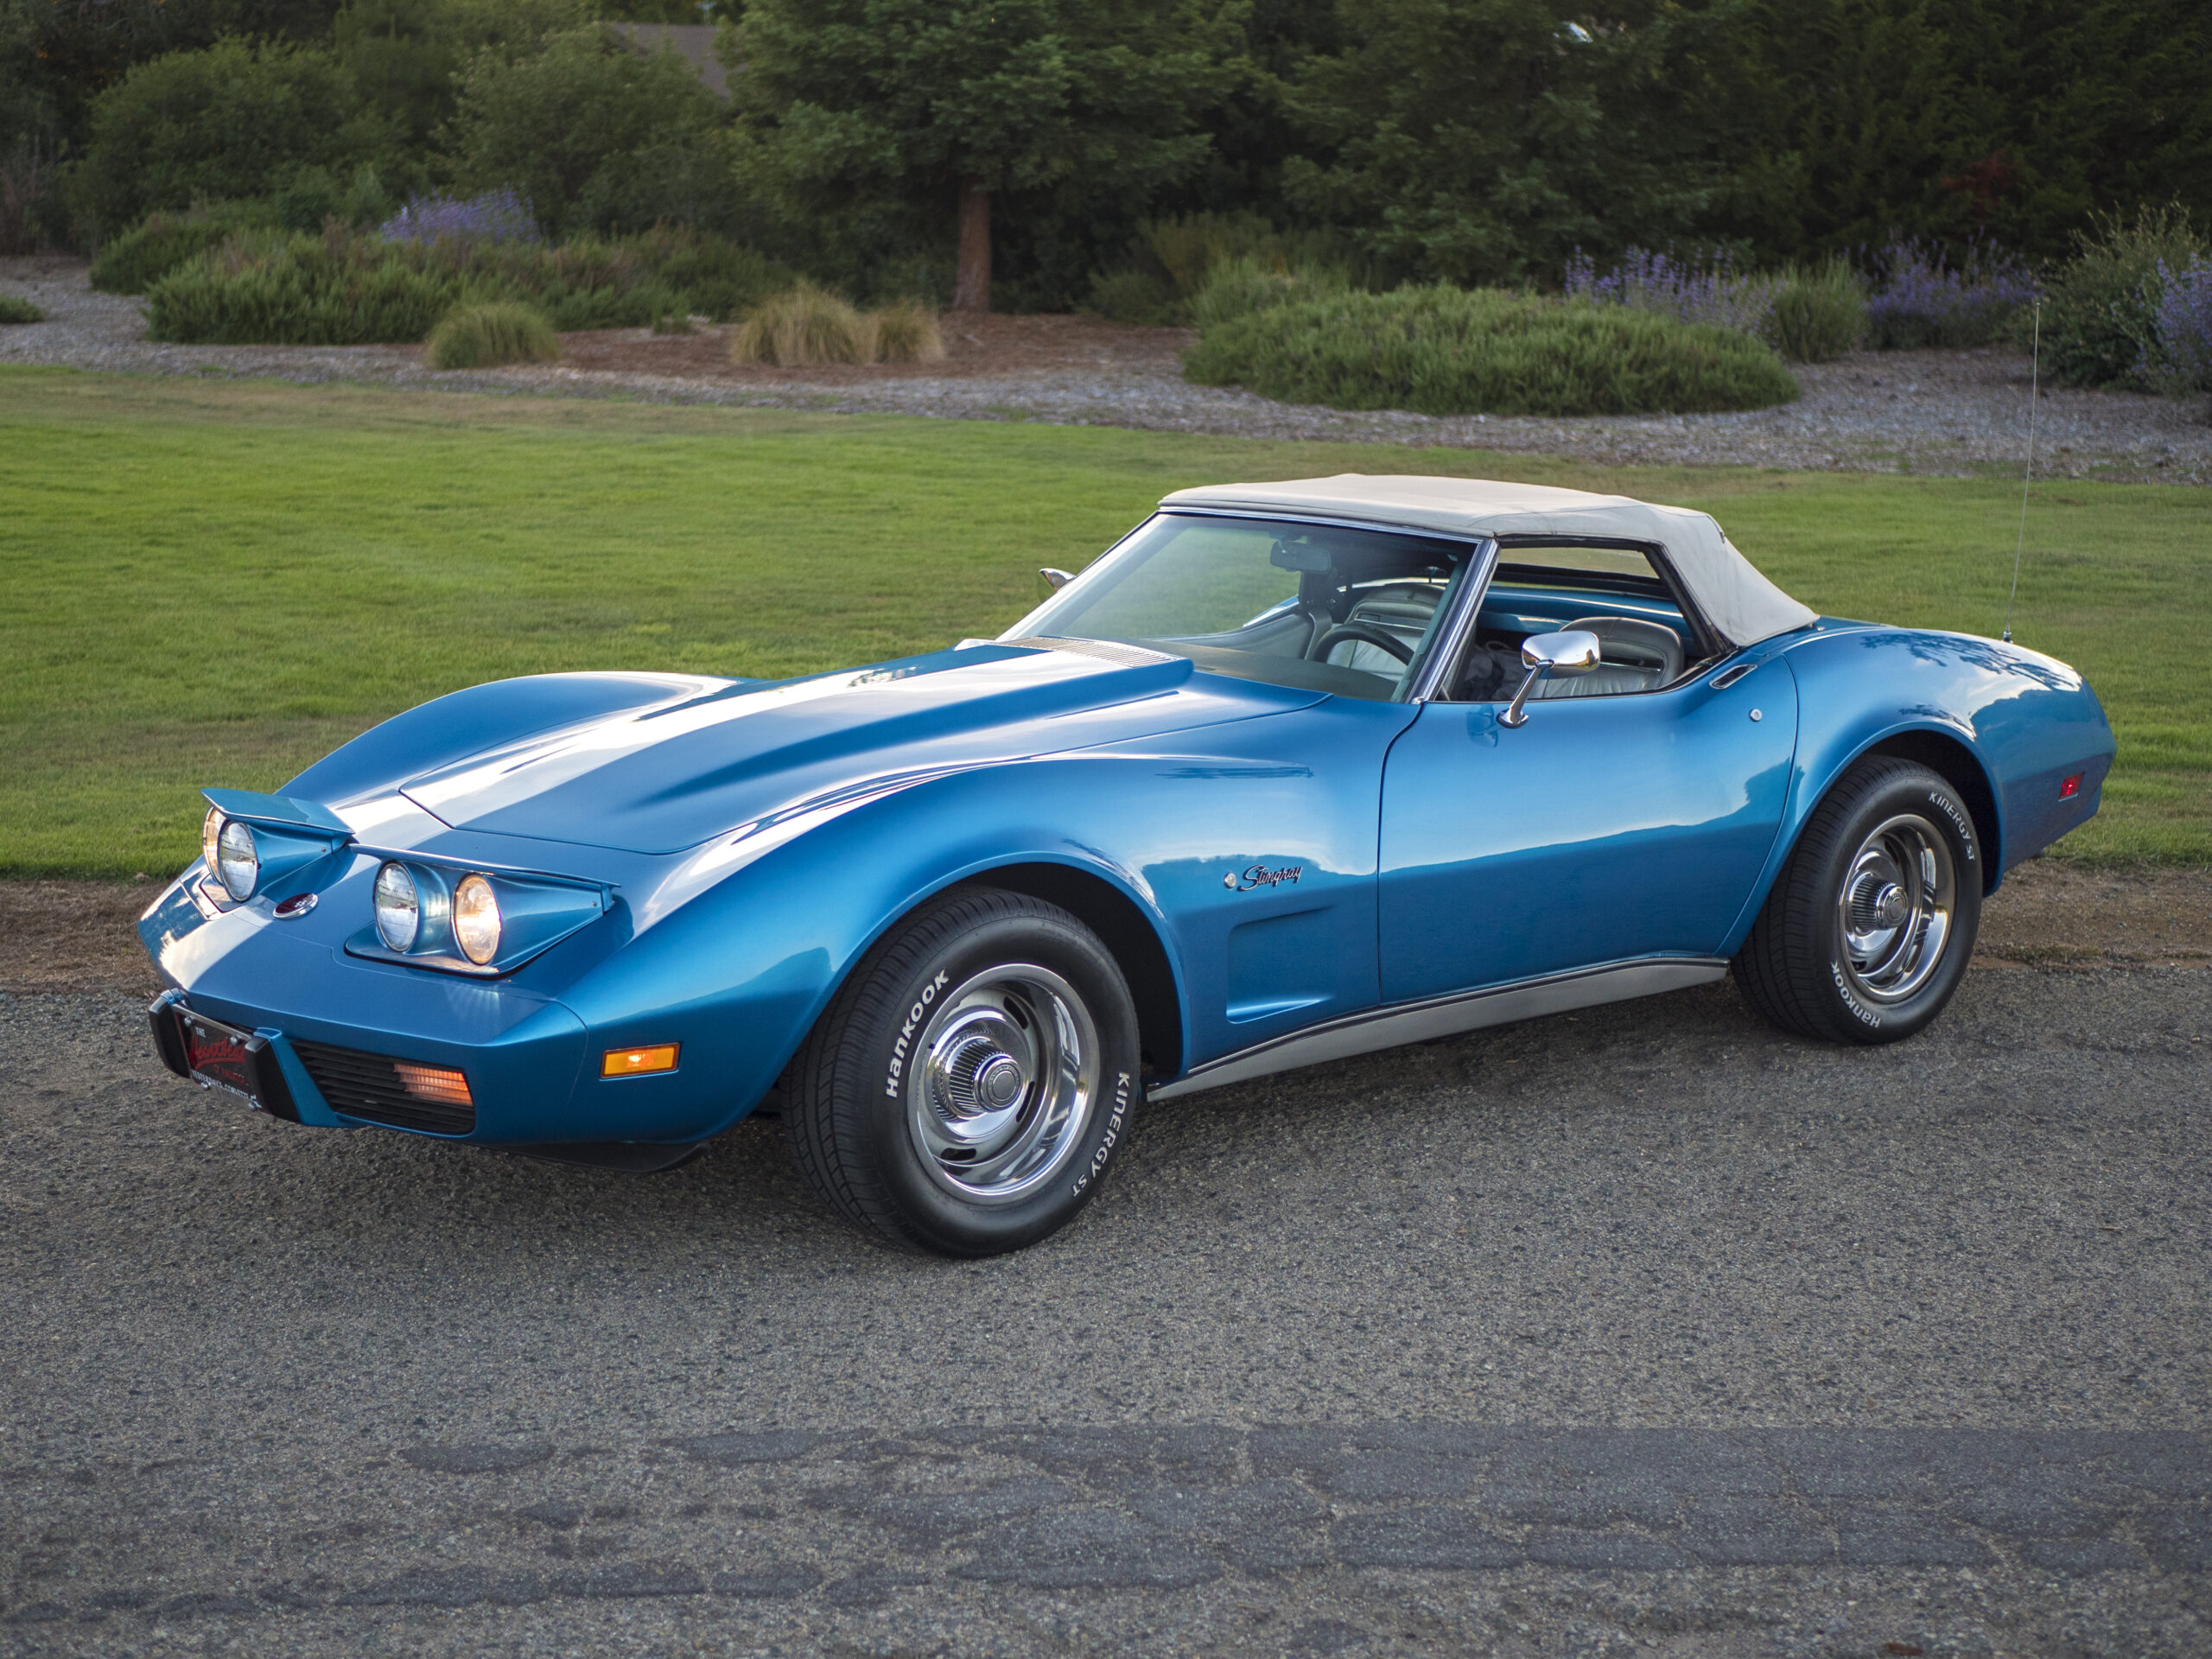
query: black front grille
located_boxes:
[293,1039,476,1135]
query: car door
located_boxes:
[1376,656,1798,1002]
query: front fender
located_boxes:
[554,697,1409,1142]
[550,773,1188,1145]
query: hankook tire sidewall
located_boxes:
[857,914,1141,1250]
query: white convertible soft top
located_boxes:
[1160,474,1819,648]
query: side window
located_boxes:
[1450,544,1700,703]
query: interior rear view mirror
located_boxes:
[1268,540,1334,574]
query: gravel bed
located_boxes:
[6,255,2209,481]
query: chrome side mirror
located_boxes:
[1499,629,1601,728]
[1039,567,1073,590]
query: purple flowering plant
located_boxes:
[378,189,542,246]
[2138,258,2212,397]
[1563,246,1774,335]
[1864,237,2037,350]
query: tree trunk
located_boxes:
[952,178,991,313]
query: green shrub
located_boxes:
[1088,216,1363,327]
[1184,285,1798,416]
[730,283,869,365]
[90,203,283,295]
[0,292,44,324]
[1187,255,1347,331]
[1766,258,1865,362]
[424,302,561,369]
[143,225,791,345]
[270,162,396,234]
[867,299,946,363]
[71,39,389,236]
[609,224,790,321]
[1085,268,1181,325]
[2039,205,2207,389]
[148,230,461,345]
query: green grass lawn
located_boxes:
[2,365,2204,877]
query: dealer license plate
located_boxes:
[178,1010,259,1105]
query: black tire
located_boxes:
[785,886,1143,1255]
[1733,757,1984,1046]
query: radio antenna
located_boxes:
[2002,298,2043,645]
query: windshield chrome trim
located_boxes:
[1404,536,1499,703]
[1160,505,1492,543]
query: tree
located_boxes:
[447,24,729,238]
[729,0,1236,310]
[1282,0,1738,287]
[1699,0,2212,264]
[333,0,590,152]
[69,35,388,232]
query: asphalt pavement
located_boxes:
[3,963,2208,1656]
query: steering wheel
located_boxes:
[1311,622,1414,665]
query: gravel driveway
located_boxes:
[5,257,2208,483]
[4,957,2208,1654]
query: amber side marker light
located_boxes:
[603,1044,679,1078]
[2060,772,2083,799]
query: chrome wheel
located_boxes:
[1834,812,1956,1003]
[906,963,1101,1205]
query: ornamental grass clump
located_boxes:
[0,292,42,324]
[424,301,560,369]
[865,298,946,363]
[730,283,869,365]
[1767,257,1866,362]
[729,287,946,365]
[1184,284,1798,417]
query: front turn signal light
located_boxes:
[602,1044,679,1078]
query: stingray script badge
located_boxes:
[1223,863,1304,892]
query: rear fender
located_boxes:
[1719,626,2114,954]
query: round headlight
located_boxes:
[216,818,259,901]
[373,861,420,952]
[201,807,225,879]
[454,874,501,966]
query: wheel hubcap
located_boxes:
[909,964,1100,1204]
[1835,813,1957,1003]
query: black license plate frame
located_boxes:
[178,1009,264,1107]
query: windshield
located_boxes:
[1006,513,1477,701]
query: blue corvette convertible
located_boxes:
[143,475,2113,1254]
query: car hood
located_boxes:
[395,643,1306,855]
